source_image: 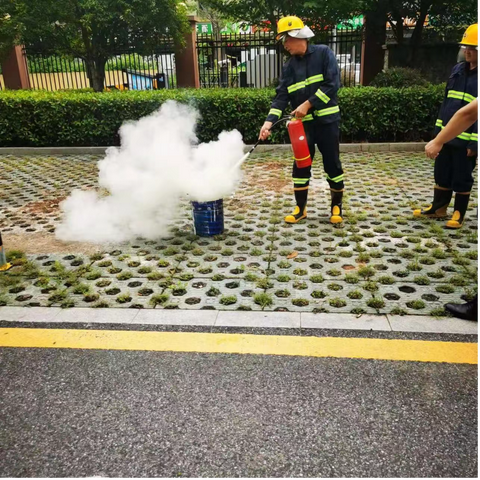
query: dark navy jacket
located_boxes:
[266,44,340,125]
[435,62,477,151]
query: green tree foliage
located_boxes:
[384,0,477,48]
[0,12,20,63]
[200,0,476,62]
[199,0,359,35]
[0,0,190,91]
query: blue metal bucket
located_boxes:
[191,199,224,236]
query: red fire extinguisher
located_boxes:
[288,118,312,169]
[233,115,312,171]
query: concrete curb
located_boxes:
[0,307,476,335]
[0,142,427,156]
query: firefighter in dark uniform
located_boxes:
[425,100,478,320]
[414,23,478,229]
[259,16,344,224]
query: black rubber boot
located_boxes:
[294,187,308,213]
[445,295,478,321]
[446,192,470,229]
[413,186,452,218]
[285,206,307,224]
[285,187,308,224]
[330,189,343,224]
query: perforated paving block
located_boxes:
[1,151,477,315]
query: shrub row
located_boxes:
[0,85,444,146]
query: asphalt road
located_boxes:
[1,341,477,477]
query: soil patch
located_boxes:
[3,233,102,255]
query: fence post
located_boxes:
[360,11,386,85]
[175,16,200,88]
[1,45,30,89]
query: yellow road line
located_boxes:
[0,328,477,364]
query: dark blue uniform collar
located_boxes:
[465,62,477,74]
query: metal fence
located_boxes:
[327,27,363,87]
[23,44,177,91]
[20,26,363,91]
[197,31,282,88]
[196,26,363,88]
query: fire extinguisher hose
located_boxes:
[232,116,292,171]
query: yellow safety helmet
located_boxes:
[276,16,314,41]
[459,23,478,48]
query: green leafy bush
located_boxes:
[0,85,444,146]
[27,56,86,73]
[27,53,164,74]
[370,68,430,88]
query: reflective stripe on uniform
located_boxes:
[305,74,323,84]
[287,74,324,93]
[327,173,344,183]
[471,133,478,142]
[436,119,443,127]
[301,114,314,122]
[447,90,476,103]
[292,177,310,184]
[315,106,340,117]
[288,82,305,93]
[268,108,282,117]
[438,124,475,141]
[457,132,472,140]
[315,89,330,104]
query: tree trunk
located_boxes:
[395,18,404,45]
[80,24,106,92]
[407,3,430,66]
[387,7,404,45]
[85,56,106,92]
[361,0,388,85]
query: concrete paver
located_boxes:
[301,312,392,331]
[1,151,477,317]
[388,314,478,335]
[216,311,300,328]
[132,309,217,326]
[0,306,477,334]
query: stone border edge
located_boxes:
[0,307,476,335]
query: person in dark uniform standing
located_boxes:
[414,24,478,229]
[425,99,478,321]
[259,16,344,224]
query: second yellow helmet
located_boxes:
[459,24,478,47]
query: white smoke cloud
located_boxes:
[56,100,245,244]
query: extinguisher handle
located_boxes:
[270,115,293,130]
[256,115,292,147]
[251,115,293,155]
[235,115,294,171]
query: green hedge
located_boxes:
[0,86,444,146]
[370,67,431,88]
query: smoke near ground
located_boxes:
[56,101,245,244]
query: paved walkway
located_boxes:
[1,151,478,316]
